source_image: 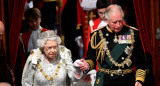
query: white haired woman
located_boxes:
[22,30,82,86]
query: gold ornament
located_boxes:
[37,61,61,80]
[96,77,100,84]
[113,34,118,43]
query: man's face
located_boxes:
[97,8,107,20]
[44,40,58,59]
[107,11,123,33]
[26,17,41,30]
[0,21,4,40]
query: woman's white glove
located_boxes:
[73,59,84,79]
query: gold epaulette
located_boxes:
[125,24,139,31]
[91,26,106,33]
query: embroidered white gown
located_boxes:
[22,45,80,86]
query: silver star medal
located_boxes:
[126,58,132,67]
[125,46,132,67]
[125,46,131,55]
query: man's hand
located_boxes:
[77,59,89,71]
[135,81,142,86]
[0,82,11,86]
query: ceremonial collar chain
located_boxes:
[98,29,135,68]
[37,60,61,80]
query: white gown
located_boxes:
[22,45,80,86]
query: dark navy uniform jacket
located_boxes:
[85,25,147,86]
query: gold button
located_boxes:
[111,74,113,76]
[106,33,109,36]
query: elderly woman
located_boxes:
[22,30,82,86]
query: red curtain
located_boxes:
[8,0,25,70]
[133,0,151,53]
[133,0,160,86]
[60,0,67,13]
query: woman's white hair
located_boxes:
[37,30,61,48]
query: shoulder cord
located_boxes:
[90,32,105,63]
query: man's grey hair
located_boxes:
[37,30,61,48]
[105,4,124,21]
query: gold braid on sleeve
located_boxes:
[86,60,94,70]
[90,32,105,63]
[136,69,146,83]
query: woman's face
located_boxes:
[44,40,58,59]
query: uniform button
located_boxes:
[106,33,109,36]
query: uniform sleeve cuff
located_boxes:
[86,60,94,71]
[136,69,146,83]
[83,63,90,74]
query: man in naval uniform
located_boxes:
[77,4,147,86]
